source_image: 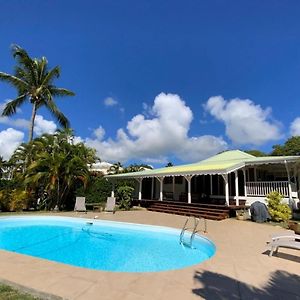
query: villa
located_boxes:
[107,150,300,218]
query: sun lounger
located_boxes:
[269,239,300,257]
[105,197,116,212]
[74,197,87,212]
[270,232,300,241]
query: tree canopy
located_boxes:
[0,130,99,211]
[0,45,74,141]
[244,150,267,157]
[271,136,300,156]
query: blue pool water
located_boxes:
[0,216,215,272]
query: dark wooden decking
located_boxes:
[133,199,247,221]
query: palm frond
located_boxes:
[45,98,70,128]
[12,45,38,85]
[42,66,60,86]
[49,87,75,97]
[1,94,27,116]
[0,72,28,90]
[38,57,48,82]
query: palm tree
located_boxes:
[165,162,174,167]
[24,131,97,209]
[108,162,123,175]
[0,156,5,178]
[124,164,153,173]
[0,45,75,141]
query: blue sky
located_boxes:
[1,1,300,166]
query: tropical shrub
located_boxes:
[75,175,112,204]
[266,191,292,222]
[0,179,24,211]
[116,185,134,210]
[8,130,99,210]
[0,187,11,211]
[9,190,31,211]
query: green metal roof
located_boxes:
[106,150,300,179]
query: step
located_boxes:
[147,208,225,220]
[148,206,228,215]
[147,207,228,220]
[151,201,230,210]
[149,203,229,212]
[148,209,227,219]
[149,204,228,214]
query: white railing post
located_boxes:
[156,177,164,201]
[184,175,194,204]
[243,168,247,198]
[235,171,239,206]
[135,178,143,200]
[245,181,290,197]
[111,181,115,198]
[285,160,293,202]
[222,174,229,206]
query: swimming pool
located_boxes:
[0,216,215,272]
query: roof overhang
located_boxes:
[105,155,300,181]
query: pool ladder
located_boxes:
[179,217,207,248]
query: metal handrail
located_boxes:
[179,217,207,248]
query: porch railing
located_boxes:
[246,181,296,197]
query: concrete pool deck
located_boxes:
[0,210,299,299]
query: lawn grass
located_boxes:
[0,284,42,300]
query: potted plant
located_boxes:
[236,209,248,220]
[288,221,300,234]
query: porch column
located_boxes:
[210,175,213,195]
[184,175,194,204]
[235,171,239,206]
[285,161,293,201]
[156,177,164,201]
[111,181,115,198]
[222,174,229,206]
[135,178,143,200]
[243,168,247,198]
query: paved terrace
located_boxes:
[0,210,299,300]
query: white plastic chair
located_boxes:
[74,197,87,213]
[105,197,116,212]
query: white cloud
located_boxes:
[0,102,56,136]
[290,117,300,136]
[33,115,57,136]
[104,97,118,107]
[204,96,282,145]
[177,135,228,162]
[93,126,105,140]
[90,161,113,174]
[73,136,84,144]
[0,101,29,129]
[86,93,227,163]
[0,128,24,160]
[0,116,29,129]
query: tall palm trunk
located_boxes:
[29,101,37,142]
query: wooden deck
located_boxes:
[133,199,247,220]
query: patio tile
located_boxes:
[0,211,299,300]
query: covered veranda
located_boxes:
[106,150,300,208]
